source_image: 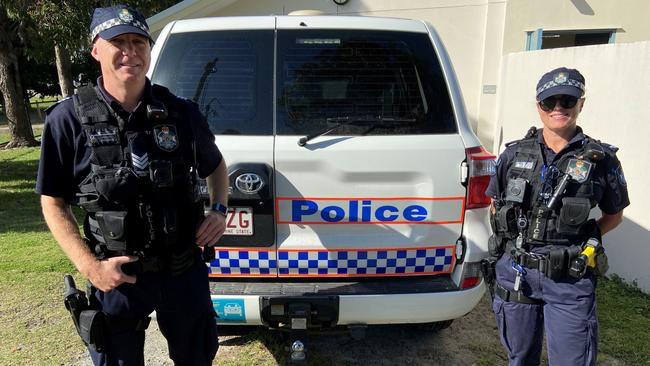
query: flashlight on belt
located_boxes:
[568,237,601,278]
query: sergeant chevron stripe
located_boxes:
[131,153,149,170]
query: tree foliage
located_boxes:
[26,0,182,91]
[29,1,94,52]
[2,0,181,148]
[0,1,39,147]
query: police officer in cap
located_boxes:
[485,67,630,365]
[37,4,227,365]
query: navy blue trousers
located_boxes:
[89,257,218,366]
[493,250,598,366]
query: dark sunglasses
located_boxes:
[538,95,579,112]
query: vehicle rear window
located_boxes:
[276,30,456,136]
[150,30,273,135]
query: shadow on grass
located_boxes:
[0,193,47,233]
[0,152,40,175]
[0,156,47,234]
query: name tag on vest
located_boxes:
[87,127,119,146]
[514,160,535,170]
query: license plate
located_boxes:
[224,207,253,236]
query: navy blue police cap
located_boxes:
[536,67,585,101]
[90,4,153,43]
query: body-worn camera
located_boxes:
[505,177,528,203]
[147,101,168,121]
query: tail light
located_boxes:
[460,262,483,289]
[465,146,496,209]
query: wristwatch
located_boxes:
[210,203,228,216]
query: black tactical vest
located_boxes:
[494,127,600,246]
[73,84,204,258]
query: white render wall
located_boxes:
[494,41,650,292]
[502,0,650,55]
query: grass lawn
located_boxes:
[598,275,650,363]
[0,146,84,365]
[0,145,649,365]
[0,128,43,147]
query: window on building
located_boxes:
[526,29,615,51]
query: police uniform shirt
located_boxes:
[486,127,630,215]
[36,78,223,202]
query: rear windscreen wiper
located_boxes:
[297,116,416,147]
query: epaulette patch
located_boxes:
[177,96,198,107]
[603,143,619,153]
[44,97,72,114]
[505,140,519,147]
[524,126,537,139]
[616,165,627,186]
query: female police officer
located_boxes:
[36,5,228,365]
[485,67,629,366]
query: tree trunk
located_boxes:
[54,44,73,98]
[0,6,37,148]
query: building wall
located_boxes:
[503,0,650,54]
[148,0,650,153]
[475,1,506,152]
[495,41,650,292]
[479,0,650,152]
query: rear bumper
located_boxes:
[210,279,485,326]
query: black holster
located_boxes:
[63,275,106,352]
[480,257,498,300]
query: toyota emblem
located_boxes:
[235,173,264,194]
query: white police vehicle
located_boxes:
[149,14,494,357]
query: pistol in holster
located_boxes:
[63,275,106,352]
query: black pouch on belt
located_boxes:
[95,211,129,252]
[488,234,506,257]
[557,197,590,235]
[548,248,568,281]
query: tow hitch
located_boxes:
[260,296,339,364]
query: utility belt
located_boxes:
[482,257,542,305]
[86,237,199,276]
[509,242,584,281]
[126,247,199,276]
[485,247,584,306]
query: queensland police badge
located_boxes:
[566,158,592,183]
[118,8,134,23]
[153,125,178,152]
[554,72,568,84]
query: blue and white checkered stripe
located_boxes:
[208,247,455,277]
[91,18,149,40]
[209,250,277,276]
[278,248,454,276]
